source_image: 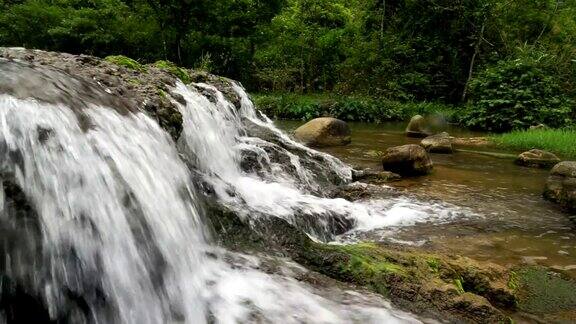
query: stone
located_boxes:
[544,161,576,211]
[405,115,431,138]
[294,117,351,147]
[382,144,433,176]
[450,137,491,147]
[421,132,453,153]
[351,169,401,184]
[515,149,560,169]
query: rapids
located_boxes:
[0,60,426,323]
[173,82,470,240]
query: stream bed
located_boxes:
[277,121,576,277]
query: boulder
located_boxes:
[543,161,576,211]
[382,144,433,176]
[405,115,431,138]
[294,117,351,147]
[421,132,453,153]
[515,149,560,169]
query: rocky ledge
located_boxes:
[0,47,241,140]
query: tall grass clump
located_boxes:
[493,129,576,159]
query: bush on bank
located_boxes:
[253,93,454,123]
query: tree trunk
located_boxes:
[462,21,486,102]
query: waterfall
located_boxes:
[174,82,468,240]
[0,63,422,323]
[0,95,211,323]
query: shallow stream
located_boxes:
[278,121,576,276]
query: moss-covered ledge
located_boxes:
[205,203,509,322]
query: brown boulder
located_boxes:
[544,161,576,211]
[421,132,453,153]
[515,149,560,169]
[382,144,433,176]
[294,117,351,147]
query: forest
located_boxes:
[1,0,575,131]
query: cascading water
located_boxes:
[174,82,469,240]
[0,95,212,323]
[0,59,423,323]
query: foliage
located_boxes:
[253,93,454,123]
[512,267,576,314]
[0,0,575,131]
[460,49,574,132]
[492,128,576,159]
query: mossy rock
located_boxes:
[154,60,192,84]
[203,203,515,322]
[104,55,145,71]
[513,266,576,315]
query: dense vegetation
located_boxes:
[1,0,575,131]
[254,94,453,123]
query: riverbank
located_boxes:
[253,93,454,123]
[492,129,576,160]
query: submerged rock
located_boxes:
[544,161,576,211]
[382,144,433,176]
[351,169,401,184]
[294,117,351,147]
[421,132,453,153]
[450,136,491,147]
[405,115,431,138]
[515,149,560,169]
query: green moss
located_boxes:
[508,271,519,290]
[313,243,406,296]
[427,257,441,273]
[154,60,192,84]
[334,243,406,275]
[515,267,576,314]
[454,277,465,294]
[157,89,167,98]
[105,55,145,71]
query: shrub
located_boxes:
[252,94,454,123]
[461,49,573,132]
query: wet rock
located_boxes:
[544,161,576,211]
[420,132,453,153]
[351,169,401,184]
[294,117,351,147]
[382,144,433,176]
[515,149,560,169]
[450,137,491,147]
[405,115,431,138]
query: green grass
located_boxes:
[492,129,576,159]
[252,93,455,123]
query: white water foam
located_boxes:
[1,94,422,323]
[174,82,471,239]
